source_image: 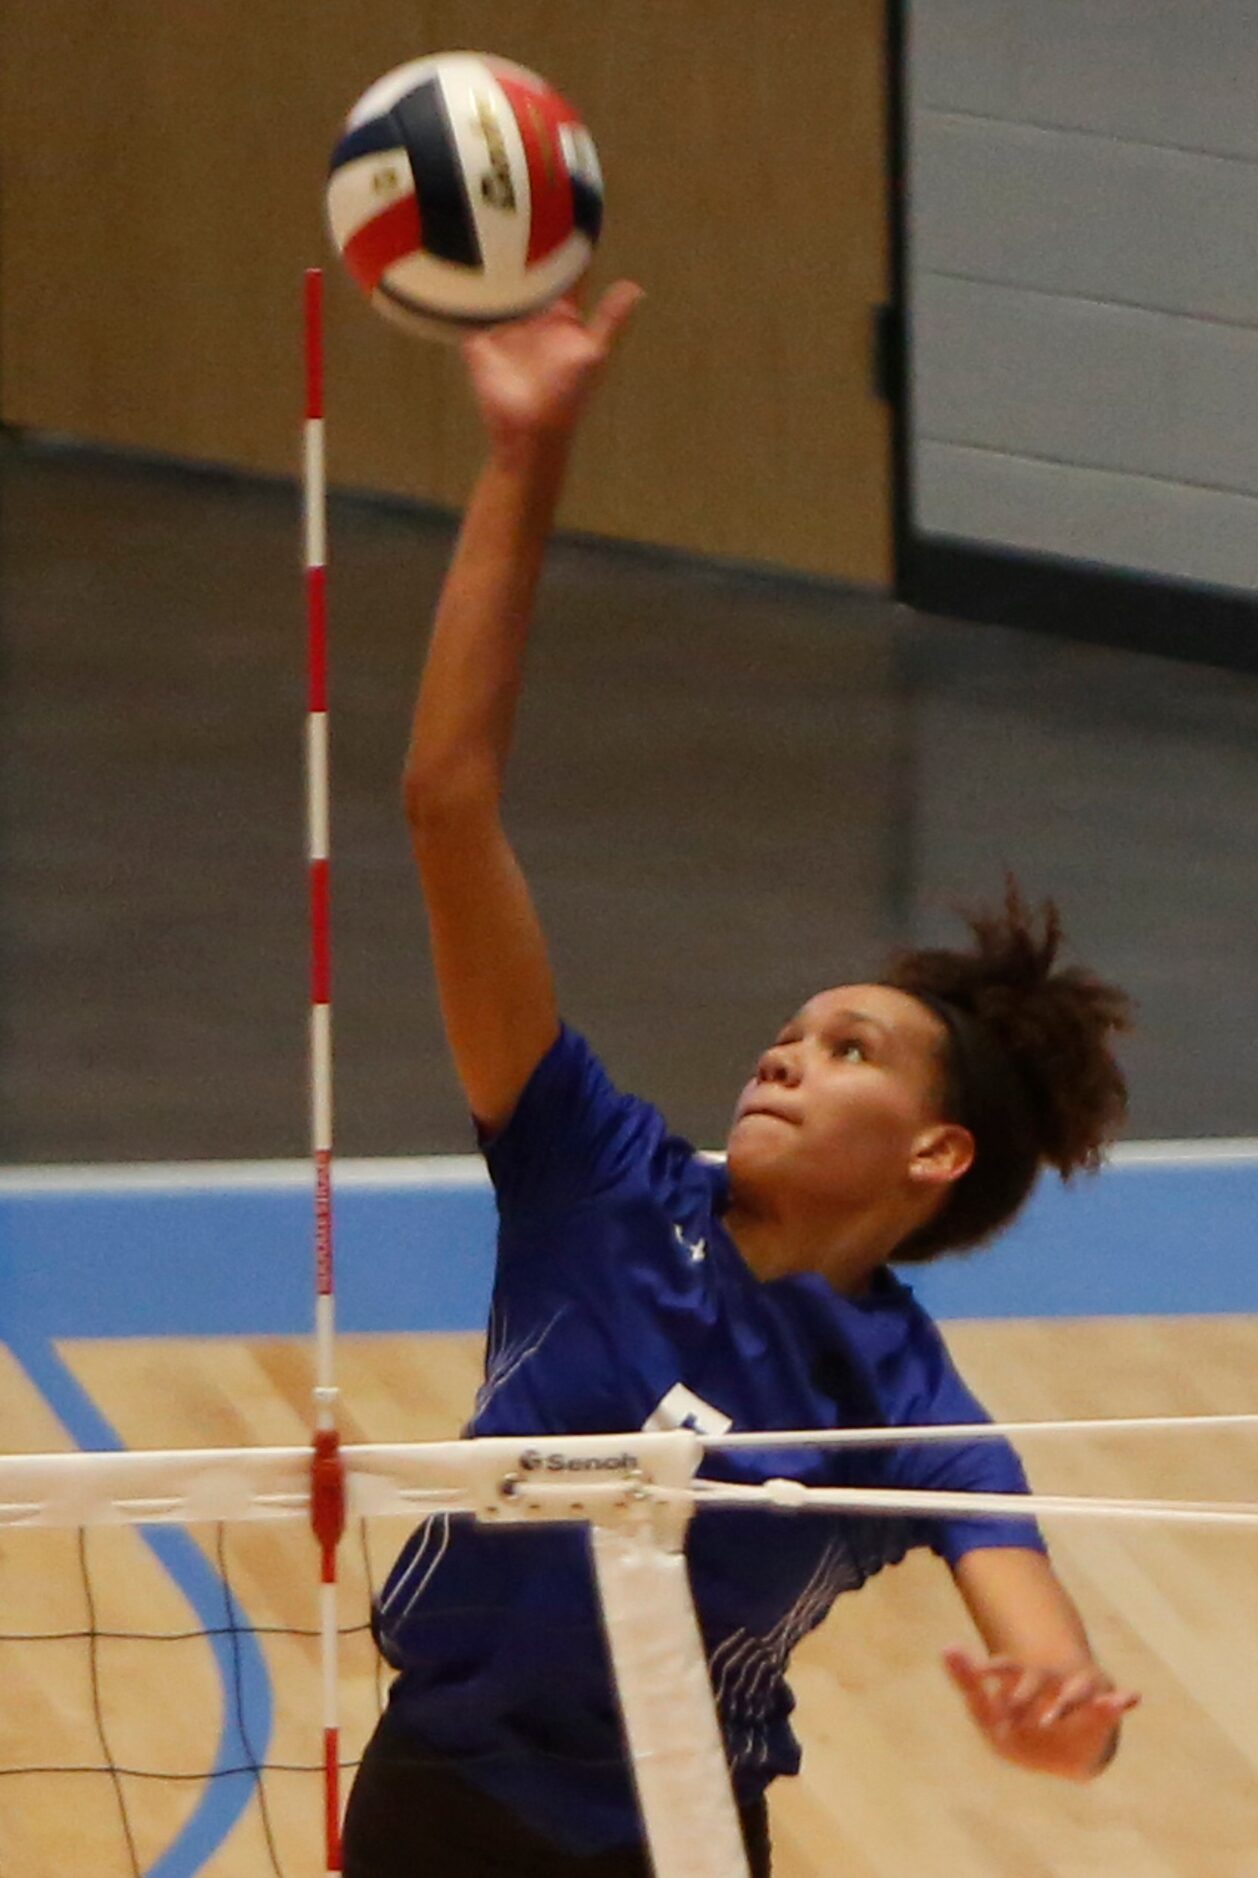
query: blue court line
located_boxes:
[5,1333,274,1878]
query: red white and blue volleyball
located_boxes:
[326,53,604,341]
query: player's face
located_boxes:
[726,984,957,1212]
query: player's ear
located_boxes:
[908,1123,974,1192]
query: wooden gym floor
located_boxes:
[1,1320,1255,1877]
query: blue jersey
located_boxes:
[376,1026,1043,1855]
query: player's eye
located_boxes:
[831,1037,867,1063]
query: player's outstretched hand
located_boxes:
[943,1646,1141,1781]
[462,282,644,449]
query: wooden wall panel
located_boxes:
[0,3,890,582]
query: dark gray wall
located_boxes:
[4,442,1257,1163]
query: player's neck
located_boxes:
[722,1198,903,1298]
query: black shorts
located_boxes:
[342,1716,773,1877]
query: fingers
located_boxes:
[1035,1668,1141,1729]
[945,1649,1142,1781]
[1037,1667,1096,1726]
[1042,1666,1116,1726]
[1042,1680,1141,1728]
[586,279,646,351]
[942,1647,1006,1731]
[945,1649,1142,1735]
[462,280,642,371]
[941,1645,984,1690]
[979,1660,1052,1733]
[943,1649,1028,1707]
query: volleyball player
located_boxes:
[342,286,1140,1876]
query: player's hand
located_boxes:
[943,1647,1140,1781]
[462,281,644,448]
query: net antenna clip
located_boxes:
[473,1430,704,1551]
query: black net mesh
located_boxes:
[0,1515,388,1876]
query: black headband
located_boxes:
[900,991,1037,1159]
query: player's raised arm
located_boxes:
[402,285,643,1133]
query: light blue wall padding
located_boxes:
[912,1159,1258,1319]
[0,1154,1254,1343]
[7,1334,273,1878]
[0,1184,499,1340]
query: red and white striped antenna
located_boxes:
[303,264,346,1877]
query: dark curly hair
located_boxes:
[881,880,1133,1264]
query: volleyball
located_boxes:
[326,52,604,342]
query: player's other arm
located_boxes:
[945,1547,1140,1780]
[402,287,643,1133]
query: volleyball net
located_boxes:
[3,1422,1257,1878]
[0,1453,384,1878]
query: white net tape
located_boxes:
[5,1423,1257,1533]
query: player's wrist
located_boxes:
[488,418,582,465]
[484,426,575,490]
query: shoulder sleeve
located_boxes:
[477,1023,667,1217]
[891,1325,1047,1567]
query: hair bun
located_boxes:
[882,879,1133,1264]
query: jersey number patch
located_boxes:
[643,1381,733,1437]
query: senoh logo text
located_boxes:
[518,1449,638,1474]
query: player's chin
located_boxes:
[726,1117,793,1183]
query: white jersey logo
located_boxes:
[673,1222,707,1263]
[644,1381,733,1437]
